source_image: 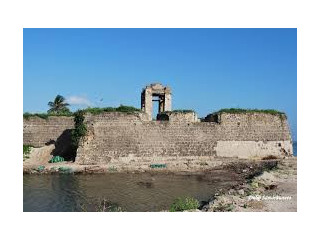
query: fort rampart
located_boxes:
[23,116,74,147]
[23,111,293,165]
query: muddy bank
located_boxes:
[23,155,281,176]
[199,158,297,212]
[23,145,288,175]
[23,145,290,174]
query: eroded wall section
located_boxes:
[76,112,293,165]
[23,116,74,147]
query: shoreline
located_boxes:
[23,153,297,212]
[23,156,294,175]
[198,157,297,212]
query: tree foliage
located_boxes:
[47,95,71,114]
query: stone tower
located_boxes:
[141,83,172,121]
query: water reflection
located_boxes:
[24,171,241,212]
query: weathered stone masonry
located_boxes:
[75,111,292,165]
[23,111,293,165]
[141,83,172,121]
[23,116,74,147]
[23,84,293,164]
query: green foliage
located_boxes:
[23,145,32,155]
[150,164,167,168]
[23,105,140,120]
[214,108,286,117]
[23,112,73,120]
[83,105,141,115]
[169,197,200,212]
[71,110,87,148]
[23,145,32,160]
[47,95,71,114]
[49,156,65,163]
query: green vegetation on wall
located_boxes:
[23,105,141,120]
[23,112,73,120]
[71,110,87,148]
[82,105,141,115]
[214,108,286,117]
[23,145,32,160]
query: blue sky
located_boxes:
[23,28,297,140]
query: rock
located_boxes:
[228,189,236,195]
[238,189,245,195]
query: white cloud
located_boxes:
[66,96,92,106]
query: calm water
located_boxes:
[24,171,241,212]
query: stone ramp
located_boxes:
[24,145,55,166]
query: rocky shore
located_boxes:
[199,158,297,212]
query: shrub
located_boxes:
[169,197,199,212]
[71,110,87,148]
[23,145,32,160]
[23,145,32,155]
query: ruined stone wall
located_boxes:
[157,111,199,122]
[76,112,293,165]
[23,116,74,147]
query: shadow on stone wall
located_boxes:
[156,113,169,121]
[50,129,77,161]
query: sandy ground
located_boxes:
[202,158,297,212]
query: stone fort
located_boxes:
[23,83,293,165]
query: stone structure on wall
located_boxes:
[141,83,172,121]
[23,83,293,165]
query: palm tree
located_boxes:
[47,95,71,114]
